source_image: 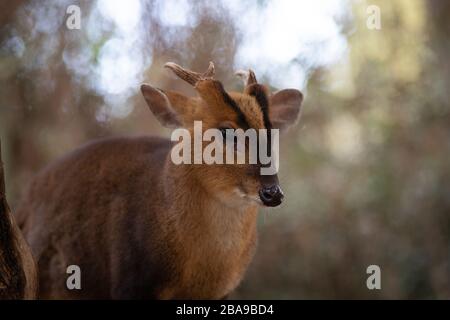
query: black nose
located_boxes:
[259,185,284,207]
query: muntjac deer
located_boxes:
[17,62,303,299]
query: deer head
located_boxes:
[141,62,303,208]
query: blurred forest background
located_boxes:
[1,0,449,299]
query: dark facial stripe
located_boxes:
[246,84,272,130]
[246,84,273,160]
[214,81,250,129]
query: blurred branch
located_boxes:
[0,140,4,199]
[0,138,37,299]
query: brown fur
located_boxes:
[17,136,257,299]
[17,63,303,299]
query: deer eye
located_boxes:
[219,127,235,144]
[219,127,228,139]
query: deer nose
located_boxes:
[259,185,284,207]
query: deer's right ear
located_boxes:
[141,84,182,128]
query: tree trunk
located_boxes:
[0,139,37,299]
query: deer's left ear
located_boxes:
[269,89,304,132]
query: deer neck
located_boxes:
[162,158,259,247]
[160,158,259,298]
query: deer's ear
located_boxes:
[141,84,184,128]
[269,89,304,132]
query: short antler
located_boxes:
[164,61,237,114]
[164,62,215,86]
[235,69,257,87]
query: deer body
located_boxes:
[18,136,257,299]
[18,63,303,299]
